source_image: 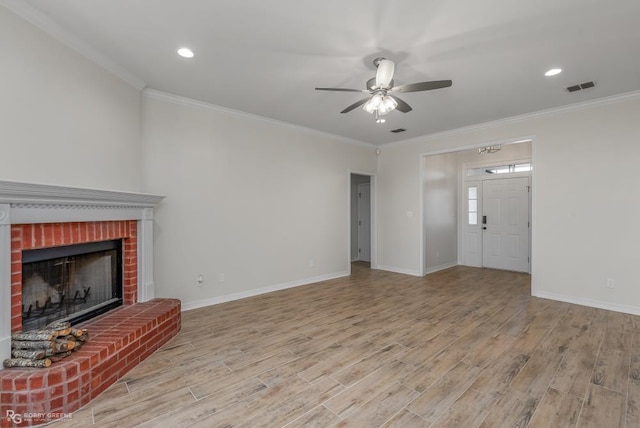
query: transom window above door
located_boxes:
[466,162,532,177]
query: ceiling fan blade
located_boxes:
[340,98,370,113]
[375,59,395,88]
[315,87,368,93]
[388,95,412,113]
[391,80,452,93]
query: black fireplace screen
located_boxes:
[21,240,123,331]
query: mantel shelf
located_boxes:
[0,180,164,208]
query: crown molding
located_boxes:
[383,89,640,148]
[1,0,146,90]
[142,89,376,150]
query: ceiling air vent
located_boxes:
[390,128,406,133]
[566,81,596,93]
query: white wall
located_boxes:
[0,6,142,191]
[141,92,377,309]
[423,152,458,273]
[378,94,640,314]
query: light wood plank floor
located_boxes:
[54,264,640,427]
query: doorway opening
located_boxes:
[350,173,375,271]
[421,139,532,275]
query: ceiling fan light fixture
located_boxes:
[363,93,383,114]
[363,94,397,116]
[377,96,398,115]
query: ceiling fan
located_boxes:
[316,58,452,123]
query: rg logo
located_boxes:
[5,410,22,424]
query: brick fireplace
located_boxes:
[0,181,181,427]
[11,221,138,333]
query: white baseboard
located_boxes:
[376,265,422,277]
[181,271,349,312]
[425,262,458,275]
[533,290,640,316]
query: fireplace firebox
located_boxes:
[21,240,123,331]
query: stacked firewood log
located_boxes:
[3,321,89,368]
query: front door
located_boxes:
[482,177,529,272]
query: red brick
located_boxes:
[11,225,21,239]
[87,223,94,241]
[14,378,27,391]
[64,363,78,379]
[10,237,21,251]
[10,294,21,308]
[28,375,44,390]
[80,393,91,407]
[29,390,47,403]
[22,225,33,248]
[49,385,64,400]
[91,381,110,399]
[43,224,54,247]
[1,375,17,390]
[65,389,80,406]
[10,250,21,263]
[80,374,91,390]
[47,371,64,387]
[74,223,82,242]
[66,378,79,393]
[50,396,64,412]
[53,224,63,245]
[66,223,74,242]
[14,393,28,404]
[0,392,13,405]
[79,223,86,242]
[11,318,21,333]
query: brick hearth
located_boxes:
[0,299,180,427]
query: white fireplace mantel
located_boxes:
[0,180,165,365]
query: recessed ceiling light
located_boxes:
[544,68,562,77]
[177,48,194,58]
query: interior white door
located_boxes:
[482,177,529,272]
[463,181,482,267]
[357,183,371,262]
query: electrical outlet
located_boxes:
[218,273,225,283]
[196,274,204,287]
[605,278,614,289]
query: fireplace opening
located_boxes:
[21,240,123,331]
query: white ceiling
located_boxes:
[9,0,640,145]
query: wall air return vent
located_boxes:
[390,128,406,133]
[566,81,596,93]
